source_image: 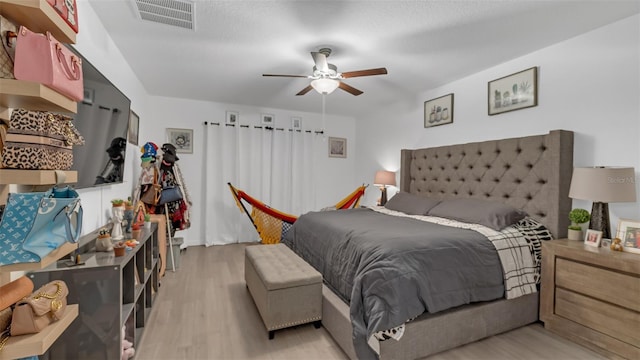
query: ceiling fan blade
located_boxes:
[311,52,329,72]
[341,67,388,78]
[338,82,363,96]
[296,85,314,96]
[263,74,308,78]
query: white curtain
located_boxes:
[203,124,320,246]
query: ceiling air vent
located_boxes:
[132,0,195,31]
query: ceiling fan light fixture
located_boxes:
[311,78,339,94]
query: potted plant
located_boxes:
[568,208,590,240]
[143,214,152,230]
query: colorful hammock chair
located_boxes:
[228,182,367,244]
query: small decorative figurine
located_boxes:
[95,228,113,252]
[111,199,125,240]
[611,238,624,252]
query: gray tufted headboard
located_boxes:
[400,130,574,238]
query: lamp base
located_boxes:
[590,202,611,239]
[379,187,388,206]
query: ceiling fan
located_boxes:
[262,48,387,96]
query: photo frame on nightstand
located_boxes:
[617,219,640,254]
[584,229,602,247]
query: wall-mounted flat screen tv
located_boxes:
[67,46,131,189]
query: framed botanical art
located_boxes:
[424,93,454,128]
[128,110,140,146]
[328,137,346,158]
[261,113,274,125]
[166,128,193,154]
[488,66,538,115]
[291,116,302,130]
[617,219,640,254]
[226,111,239,125]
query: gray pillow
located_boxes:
[427,198,528,231]
[384,192,441,215]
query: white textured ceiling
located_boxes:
[88,0,640,118]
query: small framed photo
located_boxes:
[617,219,640,254]
[328,137,346,158]
[424,93,454,128]
[584,229,603,247]
[291,116,302,130]
[82,88,94,105]
[166,128,193,154]
[128,110,140,146]
[226,111,238,125]
[261,113,274,125]
[488,66,538,115]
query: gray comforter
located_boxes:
[282,208,504,359]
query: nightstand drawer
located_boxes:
[555,288,640,346]
[556,258,640,312]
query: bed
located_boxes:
[283,130,574,359]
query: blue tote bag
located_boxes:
[0,187,83,266]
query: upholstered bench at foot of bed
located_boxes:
[245,243,323,339]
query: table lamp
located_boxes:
[568,167,637,239]
[374,170,396,206]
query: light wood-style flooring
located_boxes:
[136,243,606,360]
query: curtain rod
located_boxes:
[203,121,323,134]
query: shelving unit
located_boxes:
[0,2,81,358]
[29,224,160,359]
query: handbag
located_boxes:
[46,0,79,33]
[10,281,69,336]
[141,167,161,205]
[14,26,83,101]
[0,15,17,79]
[157,186,183,206]
[0,276,35,310]
[0,187,83,266]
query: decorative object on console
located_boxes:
[123,198,134,233]
[424,93,454,128]
[567,208,590,241]
[488,66,537,115]
[111,200,125,241]
[14,25,84,101]
[95,228,113,252]
[328,137,346,158]
[374,170,396,206]
[610,237,624,251]
[165,128,193,154]
[0,187,82,266]
[584,229,602,247]
[569,166,637,239]
[616,218,640,254]
[10,280,69,336]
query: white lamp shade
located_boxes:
[311,78,339,94]
[569,167,637,203]
[374,170,396,186]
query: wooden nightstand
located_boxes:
[540,239,640,359]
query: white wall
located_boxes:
[356,15,640,228]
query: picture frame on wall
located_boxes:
[226,111,239,125]
[291,116,302,130]
[328,137,347,158]
[424,93,454,128]
[128,110,140,146]
[584,229,603,248]
[617,219,640,254]
[166,128,193,154]
[488,66,538,115]
[261,113,275,125]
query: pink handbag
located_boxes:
[13,26,83,101]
